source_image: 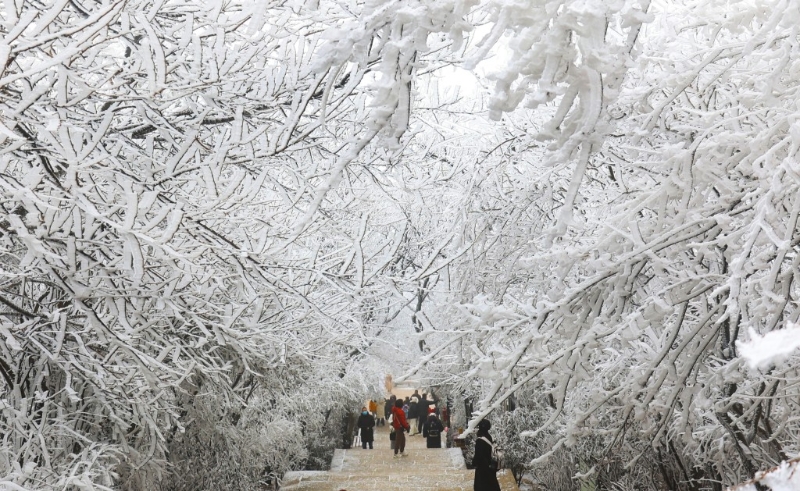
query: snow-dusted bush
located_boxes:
[156,378,361,491]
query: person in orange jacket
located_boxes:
[368,399,380,425]
[391,399,410,457]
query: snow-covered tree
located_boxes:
[398,1,800,489]
[3,0,800,489]
[0,0,464,487]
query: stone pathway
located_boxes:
[282,425,519,490]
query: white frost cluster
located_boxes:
[737,323,800,370]
[732,459,800,491]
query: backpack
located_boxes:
[478,437,502,471]
[426,420,441,437]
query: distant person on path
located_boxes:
[422,412,444,448]
[357,406,375,449]
[391,399,410,457]
[416,393,426,434]
[410,390,421,414]
[384,395,395,426]
[430,391,440,416]
[472,419,500,491]
[417,393,433,434]
[368,399,380,425]
[408,393,420,435]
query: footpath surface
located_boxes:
[281,425,519,491]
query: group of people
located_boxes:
[354,390,501,491]
[353,390,446,455]
[396,390,438,435]
[385,391,446,457]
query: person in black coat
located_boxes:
[472,419,500,491]
[422,413,444,448]
[417,393,431,434]
[408,395,420,435]
[357,407,375,449]
[384,395,395,425]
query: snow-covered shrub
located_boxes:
[152,362,366,490]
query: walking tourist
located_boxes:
[418,393,435,434]
[430,391,439,412]
[384,395,395,426]
[391,399,410,457]
[472,419,500,491]
[368,399,380,425]
[357,406,375,449]
[408,394,419,435]
[422,412,444,448]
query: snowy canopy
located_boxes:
[1,0,799,490]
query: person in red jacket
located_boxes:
[391,399,410,457]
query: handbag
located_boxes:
[478,437,501,471]
[389,428,396,441]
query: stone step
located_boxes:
[330,447,467,471]
[281,469,518,491]
[281,416,520,491]
[281,471,475,490]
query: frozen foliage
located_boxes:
[396,1,800,490]
[731,458,800,491]
[0,0,447,488]
[2,0,800,489]
[738,323,800,370]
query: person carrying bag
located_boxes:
[422,413,445,448]
[391,399,410,457]
[472,419,501,491]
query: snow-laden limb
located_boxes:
[401,1,800,489]
[729,458,800,491]
[738,323,800,370]
[0,0,493,488]
[3,0,800,489]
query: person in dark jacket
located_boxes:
[408,394,420,435]
[472,419,500,491]
[422,413,444,448]
[417,393,429,434]
[357,406,375,449]
[384,395,395,425]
